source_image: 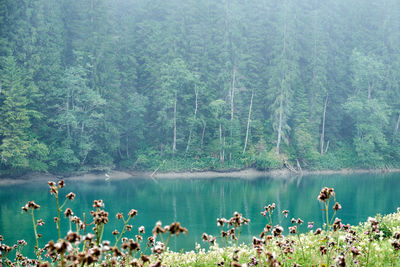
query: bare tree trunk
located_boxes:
[219,123,224,163]
[276,1,287,156]
[324,140,330,154]
[320,93,328,154]
[229,68,236,161]
[243,90,254,154]
[172,92,177,154]
[186,86,198,154]
[276,92,283,155]
[393,113,400,143]
[367,83,372,100]
[200,121,206,151]
[126,136,129,159]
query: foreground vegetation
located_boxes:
[1,181,400,266]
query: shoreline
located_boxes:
[1,167,400,186]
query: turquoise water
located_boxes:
[0,173,399,257]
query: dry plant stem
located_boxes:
[325,200,330,231]
[366,232,372,266]
[30,210,43,263]
[165,233,172,248]
[113,216,133,247]
[296,232,305,261]
[55,192,61,240]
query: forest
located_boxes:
[1,0,400,174]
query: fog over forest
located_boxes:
[1,0,400,174]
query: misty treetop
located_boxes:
[0,0,400,173]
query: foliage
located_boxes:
[0,0,400,174]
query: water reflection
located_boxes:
[0,173,399,256]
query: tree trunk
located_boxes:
[276,1,287,156]
[219,123,224,163]
[276,91,283,155]
[243,90,254,154]
[172,92,177,154]
[186,85,198,154]
[393,113,400,143]
[229,67,236,161]
[126,135,129,159]
[200,121,206,151]
[320,93,328,154]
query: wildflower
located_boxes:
[291,218,296,224]
[314,228,322,235]
[336,254,346,267]
[141,254,150,264]
[147,236,155,247]
[272,225,283,237]
[320,245,327,255]
[333,218,342,231]
[126,224,132,231]
[64,208,73,217]
[289,226,296,234]
[112,230,119,236]
[392,240,400,251]
[217,218,227,226]
[17,240,27,246]
[318,187,335,202]
[138,226,145,233]
[152,221,166,236]
[282,210,289,218]
[66,192,75,200]
[116,213,123,220]
[58,180,65,188]
[368,217,379,232]
[333,202,342,211]
[308,222,314,229]
[394,232,400,239]
[128,209,138,218]
[27,201,40,210]
[167,222,188,236]
[296,218,303,225]
[351,246,360,256]
[202,233,208,241]
[66,232,81,243]
[37,219,45,226]
[93,200,104,208]
[48,181,56,187]
[121,239,140,252]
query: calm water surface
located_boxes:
[0,173,399,256]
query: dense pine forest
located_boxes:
[1,0,400,174]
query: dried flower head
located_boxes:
[64,208,73,217]
[112,230,119,236]
[314,228,322,235]
[333,202,342,211]
[138,226,145,234]
[66,192,75,200]
[58,180,65,188]
[282,210,289,218]
[128,209,138,218]
[318,187,335,202]
[93,200,104,208]
[272,225,283,237]
[394,232,400,239]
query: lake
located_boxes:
[0,173,399,257]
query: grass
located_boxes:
[0,183,399,266]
